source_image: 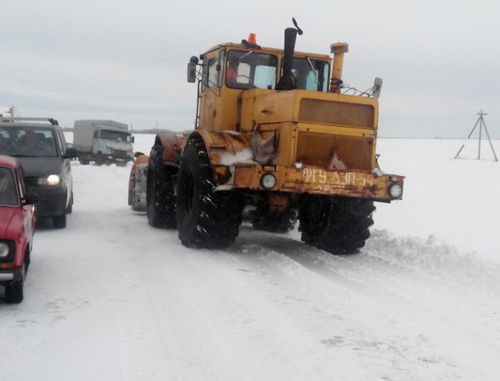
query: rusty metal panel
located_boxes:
[229,164,404,201]
[159,135,186,163]
[296,132,373,170]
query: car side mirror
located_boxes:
[187,56,199,83]
[23,192,39,205]
[131,136,135,143]
[63,147,78,159]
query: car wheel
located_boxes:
[66,191,73,214]
[95,152,104,166]
[4,264,25,304]
[53,214,67,229]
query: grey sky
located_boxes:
[1,0,499,137]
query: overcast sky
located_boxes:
[1,0,500,137]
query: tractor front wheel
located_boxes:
[298,195,375,255]
[176,136,243,249]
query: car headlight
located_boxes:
[37,174,61,186]
[0,241,14,261]
[0,242,10,258]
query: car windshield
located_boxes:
[0,167,18,207]
[290,57,330,92]
[226,50,278,90]
[100,129,131,142]
[0,126,58,157]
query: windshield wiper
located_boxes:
[238,51,254,61]
[306,57,320,89]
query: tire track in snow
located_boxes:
[237,228,498,380]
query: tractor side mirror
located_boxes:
[187,56,199,83]
[372,77,383,99]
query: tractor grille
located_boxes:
[299,99,374,128]
[296,132,373,170]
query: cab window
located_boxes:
[0,167,19,207]
[226,50,278,90]
[289,57,330,92]
[207,50,225,88]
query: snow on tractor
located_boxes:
[144,19,404,254]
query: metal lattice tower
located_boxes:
[454,110,498,161]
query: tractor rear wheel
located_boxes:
[298,195,375,255]
[176,136,243,249]
[146,146,176,228]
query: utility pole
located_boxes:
[454,110,498,162]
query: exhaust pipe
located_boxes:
[330,42,349,93]
[276,18,303,90]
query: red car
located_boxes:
[0,155,36,303]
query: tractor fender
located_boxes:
[153,134,187,165]
[184,130,253,188]
[186,130,252,166]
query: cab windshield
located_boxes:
[290,57,330,92]
[99,129,132,143]
[0,126,58,157]
[0,167,18,207]
[226,50,278,90]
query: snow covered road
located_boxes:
[1,136,499,380]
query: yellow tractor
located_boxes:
[146,19,404,254]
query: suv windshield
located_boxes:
[100,129,132,142]
[290,57,330,92]
[0,126,58,157]
[226,50,278,90]
[0,167,18,207]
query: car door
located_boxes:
[17,166,35,244]
[55,128,72,206]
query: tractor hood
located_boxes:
[238,88,378,131]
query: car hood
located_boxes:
[0,207,17,237]
[15,157,63,177]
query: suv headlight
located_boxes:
[0,241,14,262]
[37,174,61,186]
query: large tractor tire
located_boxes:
[146,145,176,229]
[298,195,375,255]
[251,205,298,233]
[176,136,243,249]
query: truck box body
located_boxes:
[73,120,128,152]
[73,119,133,165]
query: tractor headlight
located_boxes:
[37,174,61,186]
[388,182,403,199]
[260,173,277,190]
[0,241,13,261]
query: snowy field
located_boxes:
[1,134,499,380]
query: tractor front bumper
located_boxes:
[213,164,404,202]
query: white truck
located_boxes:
[73,120,134,166]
